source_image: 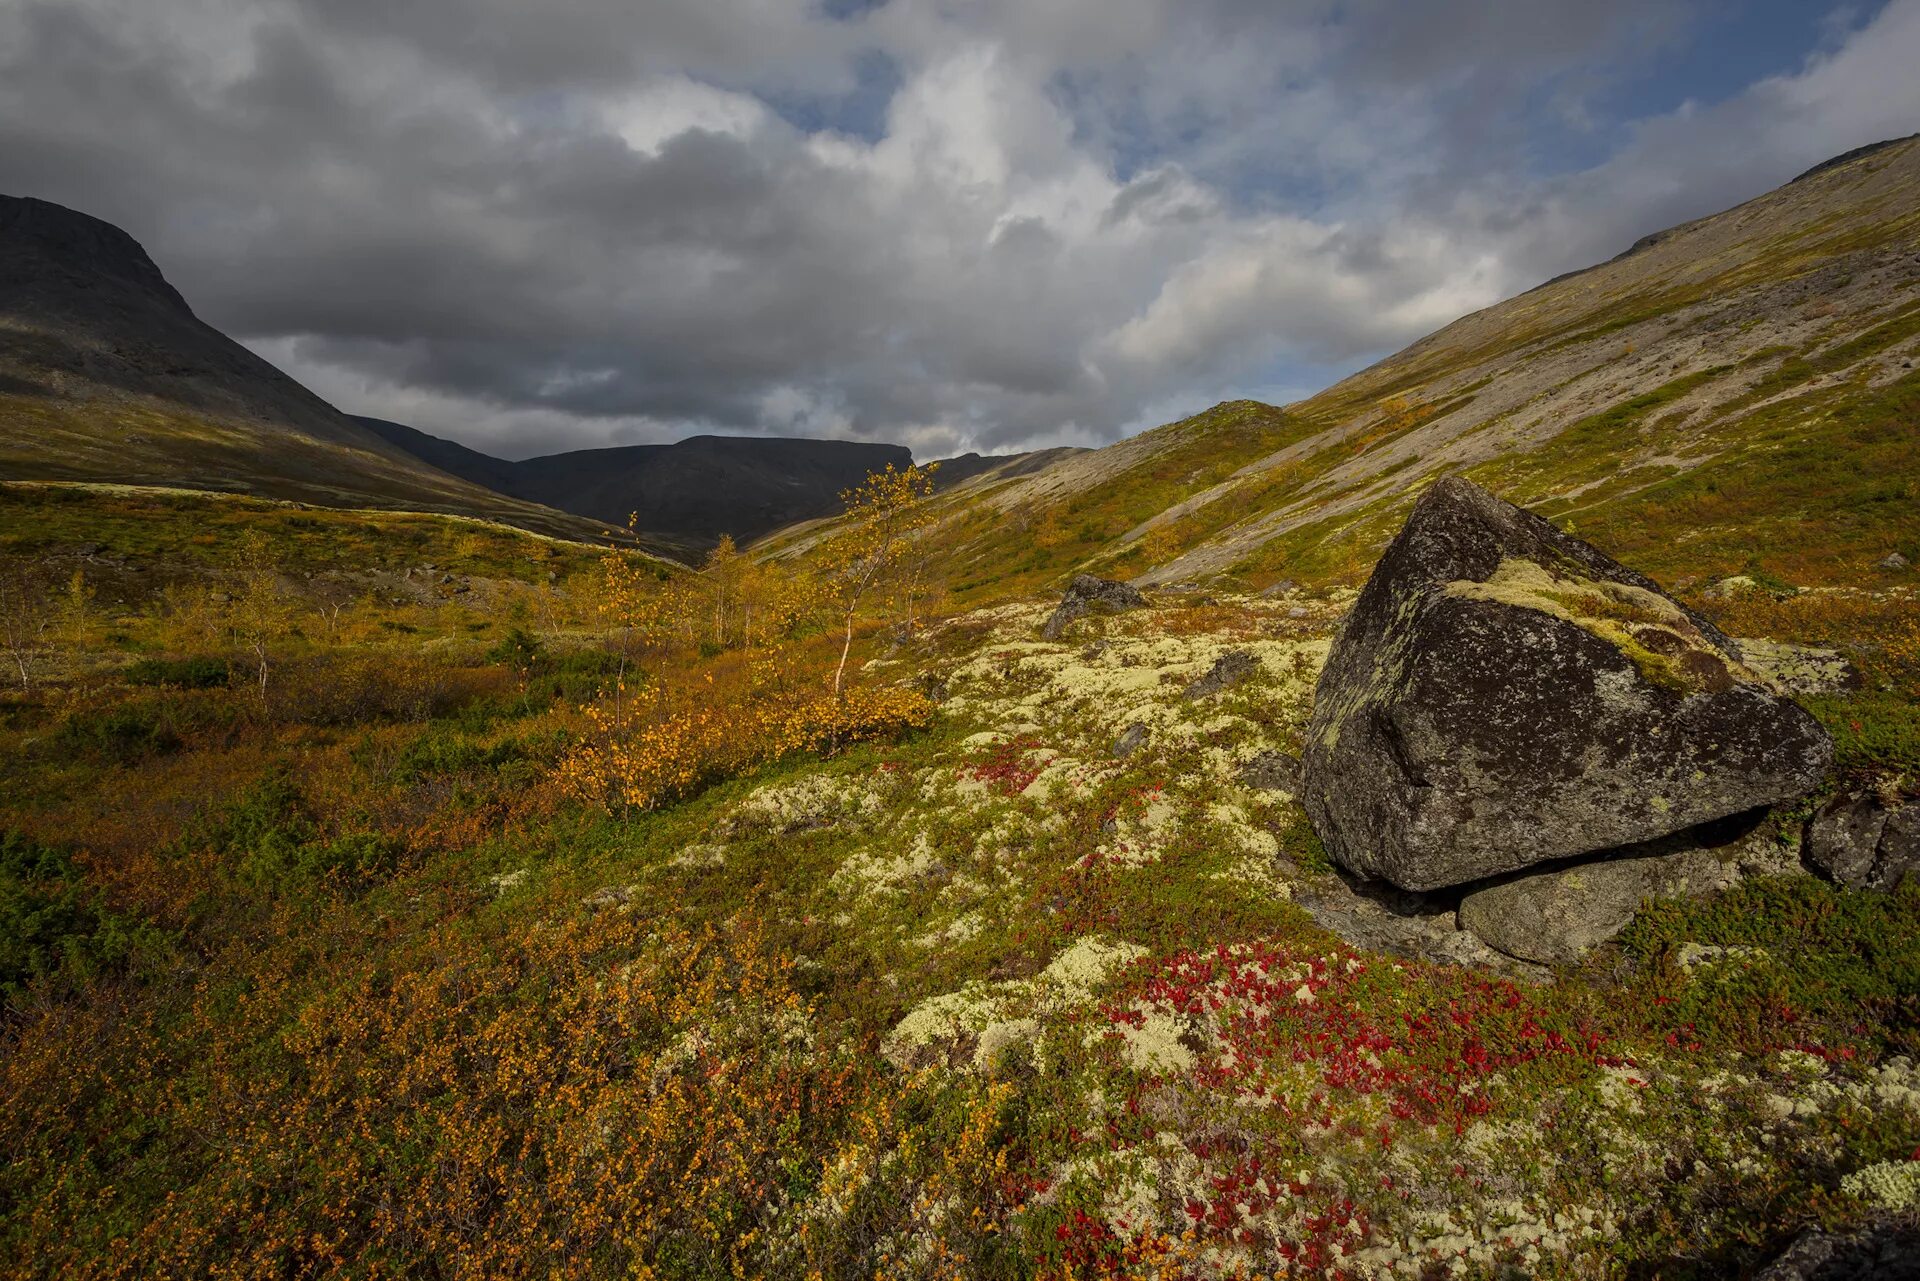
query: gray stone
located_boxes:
[1112,722,1149,759]
[1807,793,1920,890]
[1291,875,1544,981]
[1237,750,1301,793]
[1458,840,1737,966]
[1040,574,1146,640]
[1879,551,1911,571]
[1736,637,1861,697]
[1754,1218,1920,1281]
[1180,649,1258,701]
[1300,477,1831,891]
[1703,574,1761,599]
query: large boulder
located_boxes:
[1040,574,1145,640]
[1300,477,1832,891]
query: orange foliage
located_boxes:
[557,648,932,811]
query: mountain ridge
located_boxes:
[357,416,1081,549]
[0,194,656,550]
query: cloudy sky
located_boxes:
[3,0,1917,459]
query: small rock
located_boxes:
[1112,722,1149,759]
[1237,751,1301,793]
[582,884,641,911]
[1754,1217,1920,1280]
[1807,793,1920,890]
[1702,574,1761,599]
[1292,875,1543,980]
[1737,637,1861,696]
[1040,574,1146,640]
[1285,605,1310,619]
[1180,649,1258,700]
[1879,551,1911,572]
[1458,840,1737,966]
[1674,942,1766,972]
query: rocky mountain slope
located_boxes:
[782,136,1919,603]
[0,195,638,547]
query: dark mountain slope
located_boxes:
[356,416,912,548]
[513,436,914,546]
[0,195,627,546]
[927,448,1087,490]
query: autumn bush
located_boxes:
[558,467,943,813]
[558,654,934,812]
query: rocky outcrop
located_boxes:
[1807,793,1920,890]
[1300,477,1832,892]
[1040,575,1146,640]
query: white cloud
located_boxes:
[3,0,1916,457]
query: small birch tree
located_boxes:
[0,559,52,691]
[820,463,937,703]
[227,530,290,703]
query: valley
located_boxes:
[2,134,1919,1279]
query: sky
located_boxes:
[2,1,1917,461]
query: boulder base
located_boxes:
[1457,843,1735,966]
[1300,477,1831,891]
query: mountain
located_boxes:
[0,194,632,547]
[358,419,1084,550]
[780,136,1920,601]
[356,419,916,549]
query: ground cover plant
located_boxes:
[0,472,1917,1280]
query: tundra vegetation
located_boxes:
[1,465,1918,1280]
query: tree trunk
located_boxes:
[833,611,855,704]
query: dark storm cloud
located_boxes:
[1,0,1914,456]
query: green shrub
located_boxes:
[485,627,543,669]
[199,776,403,889]
[394,729,526,781]
[1620,875,1920,1056]
[1804,692,1920,774]
[0,830,170,1005]
[53,703,181,765]
[124,657,231,689]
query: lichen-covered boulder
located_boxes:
[1040,574,1145,640]
[1300,477,1831,891]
